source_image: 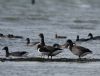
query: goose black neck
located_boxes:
[90,35,93,39]
[5,47,10,57]
[40,37,45,46]
[76,35,79,41]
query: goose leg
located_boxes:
[48,55,49,59]
[78,55,82,60]
[51,56,52,60]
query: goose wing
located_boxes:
[10,51,28,56]
[76,46,92,53]
[94,36,100,39]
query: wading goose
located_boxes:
[88,33,100,40]
[55,34,67,39]
[65,39,92,59]
[76,35,90,42]
[37,33,62,59]
[2,46,28,57]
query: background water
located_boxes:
[0,0,100,76]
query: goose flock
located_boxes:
[0,32,100,60]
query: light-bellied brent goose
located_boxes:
[76,35,90,42]
[2,46,28,57]
[26,38,40,46]
[88,33,100,40]
[64,39,92,59]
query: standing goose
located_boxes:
[65,39,92,59]
[88,33,100,40]
[2,46,28,57]
[76,35,90,42]
[37,33,62,59]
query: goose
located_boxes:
[0,33,5,37]
[76,35,90,42]
[7,34,14,38]
[88,33,100,40]
[7,34,23,39]
[26,38,40,46]
[26,38,30,45]
[2,46,28,57]
[65,39,92,59]
[55,34,67,39]
[37,43,62,59]
[38,33,62,59]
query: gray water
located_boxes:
[0,0,100,76]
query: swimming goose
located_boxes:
[2,46,28,57]
[26,38,30,45]
[26,38,40,46]
[76,35,90,42]
[88,33,100,40]
[38,33,62,59]
[7,34,23,39]
[0,33,5,37]
[65,39,92,59]
[55,34,67,39]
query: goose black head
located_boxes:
[26,38,30,42]
[67,39,73,44]
[26,38,30,41]
[0,33,4,37]
[39,33,44,38]
[88,33,93,37]
[2,46,8,51]
[88,33,93,39]
[26,38,30,45]
[64,39,74,48]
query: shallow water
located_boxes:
[0,0,100,76]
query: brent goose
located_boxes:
[55,34,67,39]
[76,35,90,42]
[2,46,28,57]
[26,38,30,45]
[37,43,62,59]
[7,34,23,39]
[65,39,92,59]
[88,33,100,40]
[37,33,62,59]
[0,33,5,37]
[26,38,40,46]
